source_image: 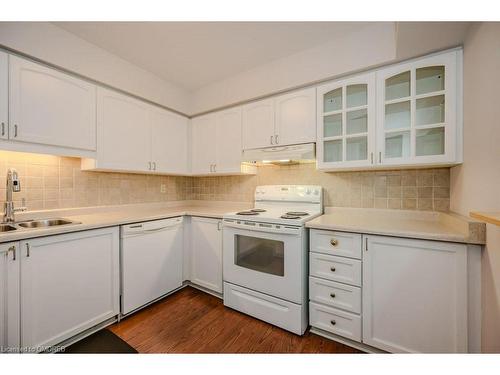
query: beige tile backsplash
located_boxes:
[0,152,450,212]
[189,163,450,211]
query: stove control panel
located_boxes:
[255,185,322,203]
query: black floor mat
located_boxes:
[60,329,138,354]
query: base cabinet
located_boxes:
[363,235,468,353]
[20,228,119,352]
[190,217,223,293]
[0,242,20,353]
[309,230,480,353]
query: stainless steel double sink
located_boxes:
[0,218,81,233]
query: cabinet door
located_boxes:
[377,51,459,166]
[190,217,222,293]
[191,114,217,174]
[275,87,316,146]
[215,107,243,173]
[20,228,119,351]
[9,56,97,150]
[151,108,189,174]
[0,242,20,353]
[363,235,468,353]
[0,52,7,140]
[242,98,275,150]
[96,88,151,172]
[317,73,376,170]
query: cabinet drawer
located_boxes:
[309,276,361,314]
[310,253,361,286]
[309,302,361,342]
[310,230,362,259]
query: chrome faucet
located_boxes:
[3,168,27,223]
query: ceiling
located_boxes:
[54,22,375,91]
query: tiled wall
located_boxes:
[0,151,190,211]
[0,151,450,212]
[189,163,451,211]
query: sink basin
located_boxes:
[17,218,79,229]
[0,224,17,232]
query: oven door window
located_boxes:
[235,235,285,276]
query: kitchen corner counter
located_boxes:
[0,201,252,243]
[306,207,486,245]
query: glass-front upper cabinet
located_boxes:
[376,50,461,166]
[316,72,376,169]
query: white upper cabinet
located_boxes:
[215,107,244,174]
[151,108,189,175]
[91,88,151,172]
[242,87,316,150]
[275,87,316,146]
[0,242,20,353]
[8,56,97,152]
[242,98,275,149]
[0,51,7,140]
[316,73,376,170]
[376,50,461,167]
[191,107,256,176]
[191,113,217,175]
[82,87,190,175]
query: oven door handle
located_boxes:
[223,220,301,235]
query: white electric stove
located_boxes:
[222,185,323,335]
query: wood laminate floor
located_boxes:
[109,286,362,353]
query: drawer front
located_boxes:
[310,253,361,286]
[223,282,307,335]
[310,230,362,259]
[309,276,361,314]
[309,302,361,342]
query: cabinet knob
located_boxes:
[330,266,336,272]
[330,293,336,298]
[330,238,338,247]
[330,320,336,326]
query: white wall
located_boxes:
[450,22,500,353]
[0,22,191,114]
[191,23,396,114]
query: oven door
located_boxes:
[223,220,305,304]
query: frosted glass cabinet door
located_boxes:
[317,72,376,170]
[376,50,460,166]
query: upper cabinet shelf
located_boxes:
[317,49,462,171]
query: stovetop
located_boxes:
[223,185,323,226]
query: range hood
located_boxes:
[242,143,316,165]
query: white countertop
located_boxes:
[0,201,252,243]
[306,207,486,245]
[1,202,486,245]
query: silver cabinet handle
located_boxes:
[217,221,222,231]
[379,151,382,163]
[330,266,336,272]
[153,162,156,171]
[213,164,216,173]
[8,245,16,261]
[209,164,213,172]
[275,134,279,144]
[270,135,274,145]
[371,152,374,164]
[148,162,152,170]
[14,124,18,137]
[1,122,4,136]
[26,243,30,257]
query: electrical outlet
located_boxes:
[160,184,166,193]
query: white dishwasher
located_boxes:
[121,217,183,315]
